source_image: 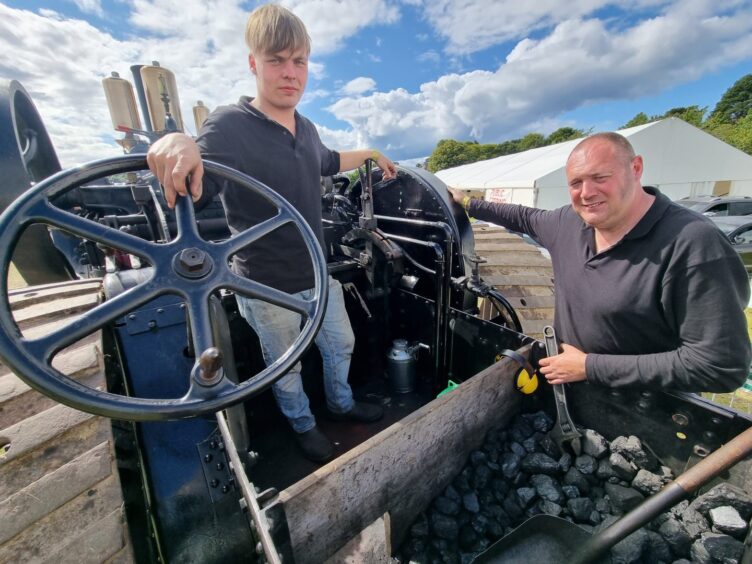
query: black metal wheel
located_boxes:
[0,154,328,421]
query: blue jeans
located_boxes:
[236,276,355,433]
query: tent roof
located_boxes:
[434,119,752,190]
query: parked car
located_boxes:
[710,215,752,272]
[677,195,752,216]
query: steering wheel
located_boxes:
[0,154,328,421]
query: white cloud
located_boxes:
[282,0,400,54]
[70,0,103,17]
[327,2,752,158]
[417,50,440,64]
[416,0,674,55]
[341,77,377,96]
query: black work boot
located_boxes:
[327,401,384,423]
[295,426,334,462]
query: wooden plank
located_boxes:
[12,293,101,331]
[0,441,113,544]
[42,507,127,564]
[480,274,554,287]
[9,280,101,310]
[0,341,102,429]
[103,542,135,564]
[474,243,542,253]
[480,253,553,268]
[0,403,94,467]
[324,515,391,564]
[0,475,125,563]
[0,416,111,499]
[280,352,525,564]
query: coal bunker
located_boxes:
[396,411,752,564]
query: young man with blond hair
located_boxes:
[148,4,396,462]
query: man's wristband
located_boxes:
[462,195,472,210]
[370,150,380,162]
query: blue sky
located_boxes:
[1,0,751,167]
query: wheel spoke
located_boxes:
[173,194,200,244]
[220,211,292,257]
[184,290,215,354]
[227,276,314,317]
[26,279,163,361]
[31,200,156,260]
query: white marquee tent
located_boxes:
[435,118,752,209]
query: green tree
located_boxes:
[426,139,482,172]
[709,74,752,124]
[727,112,752,154]
[622,112,651,128]
[662,105,706,127]
[518,133,546,151]
[546,127,584,145]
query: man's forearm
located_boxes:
[339,149,380,172]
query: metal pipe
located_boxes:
[381,232,444,387]
[376,215,456,387]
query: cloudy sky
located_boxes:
[1,0,751,168]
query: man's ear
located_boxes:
[248,53,257,75]
[632,155,644,180]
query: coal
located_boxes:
[582,428,610,458]
[396,414,748,564]
[563,466,591,494]
[610,435,658,471]
[574,454,597,475]
[434,496,461,516]
[609,452,638,481]
[689,483,752,521]
[515,487,537,508]
[682,506,710,539]
[604,482,645,514]
[644,530,672,563]
[659,516,692,557]
[530,474,565,504]
[430,511,459,540]
[708,505,748,538]
[500,452,522,479]
[566,497,594,522]
[462,493,480,514]
[610,527,649,564]
[520,452,560,475]
[690,532,745,563]
[631,468,663,496]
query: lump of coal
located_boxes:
[690,532,745,564]
[609,527,648,564]
[530,474,565,505]
[609,452,637,481]
[521,453,560,475]
[567,497,595,522]
[689,482,752,521]
[631,469,663,496]
[574,454,597,475]
[522,410,554,433]
[430,511,459,541]
[609,435,658,471]
[708,505,748,538]
[658,516,692,558]
[604,483,644,514]
[581,428,609,458]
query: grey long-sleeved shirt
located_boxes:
[468,187,751,392]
